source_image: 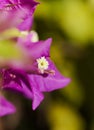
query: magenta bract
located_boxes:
[0,0,38,31]
[1,33,71,111]
[0,95,16,117]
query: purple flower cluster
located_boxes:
[0,0,38,31]
[0,0,71,117]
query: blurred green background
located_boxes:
[1,0,94,130]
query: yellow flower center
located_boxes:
[36,56,49,74]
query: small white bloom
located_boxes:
[30,30,39,42]
[20,31,29,36]
[36,56,49,74]
[20,30,39,42]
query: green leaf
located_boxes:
[0,40,25,66]
[0,28,20,40]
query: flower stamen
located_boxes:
[44,69,55,75]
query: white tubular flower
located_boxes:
[30,30,39,42]
[36,56,49,74]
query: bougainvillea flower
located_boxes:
[0,0,38,31]
[1,34,71,110]
[0,10,24,32]
[1,68,33,99]
[0,95,16,117]
[19,37,71,109]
